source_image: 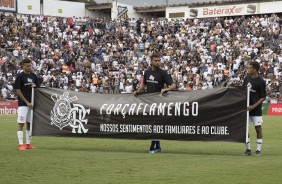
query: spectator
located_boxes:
[124,82,133,93]
[1,86,7,99]
[0,12,280,102]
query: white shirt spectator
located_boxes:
[207,81,213,89]
[6,83,13,91]
[42,74,49,84]
[207,66,213,75]
[124,84,133,93]
[119,81,124,91]
[1,87,7,99]
[90,84,97,93]
[76,78,81,88]
[63,85,68,90]
[13,49,19,57]
[192,66,198,74]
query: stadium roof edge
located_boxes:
[86,0,278,11]
[133,0,254,9]
[86,3,112,10]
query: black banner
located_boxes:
[33,87,247,143]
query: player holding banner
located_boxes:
[15,59,39,151]
[243,61,266,157]
[133,52,176,153]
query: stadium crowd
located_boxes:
[0,12,281,103]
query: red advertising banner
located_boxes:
[0,101,18,115]
[268,104,282,116]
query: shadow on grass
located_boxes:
[33,137,246,156]
[40,145,243,156]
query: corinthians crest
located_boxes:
[51,92,90,134]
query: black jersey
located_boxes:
[144,68,173,93]
[243,75,266,116]
[14,72,39,106]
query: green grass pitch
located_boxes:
[0,115,281,184]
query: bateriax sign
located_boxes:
[203,6,244,16]
[32,87,247,143]
[189,4,257,18]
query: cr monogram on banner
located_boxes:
[50,92,90,133]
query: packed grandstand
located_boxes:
[0,5,281,104]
